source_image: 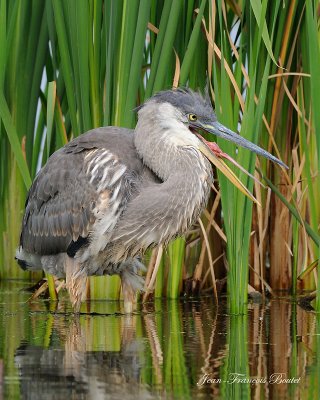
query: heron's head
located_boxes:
[138,88,287,169]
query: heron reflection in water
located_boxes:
[16,89,287,312]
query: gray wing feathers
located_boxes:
[21,151,96,254]
[20,127,144,256]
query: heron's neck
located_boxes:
[134,103,204,181]
[133,106,213,238]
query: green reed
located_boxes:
[0,1,319,309]
[220,315,250,399]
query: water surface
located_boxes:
[0,280,318,399]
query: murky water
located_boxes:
[0,280,319,399]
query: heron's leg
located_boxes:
[119,258,146,313]
[65,255,87,313]
[121,275,136,314]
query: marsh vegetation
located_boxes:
[0,2,319,313]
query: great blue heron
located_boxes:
[16,88,286,312]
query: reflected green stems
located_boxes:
[220,314,250,400]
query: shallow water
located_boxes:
[0,280,319,400]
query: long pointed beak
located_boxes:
[199,121,288,169]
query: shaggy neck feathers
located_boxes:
[132,101,213,240]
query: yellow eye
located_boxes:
[188,113,197,122]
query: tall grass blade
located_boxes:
[0,93,31,188]
[147,0,182,96]
[305,1,320,311]
[262,174,319,246]
[250,0,278,66]
[179,0,207,86]
[167,238,185,299]
[52,0,79,136]
[46,81,56,158]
